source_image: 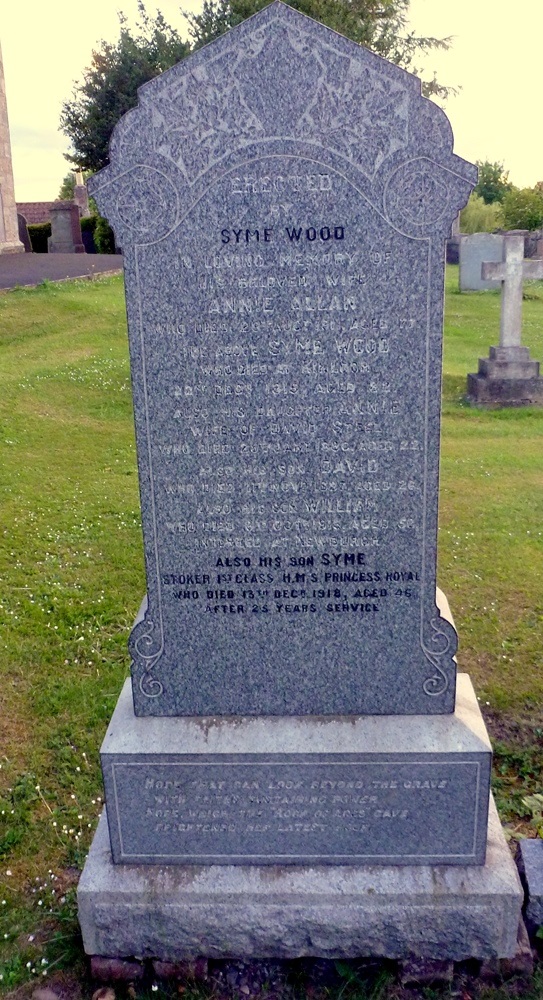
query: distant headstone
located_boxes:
[519,839,543,932]
[73,171,90,218]
[459,233,503,290]
[48,201,85,253]
[468,230,543,405]
[79,1,522,964]
[17,213,32,252]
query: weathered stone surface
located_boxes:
[459,233,503,291]
[48,201,85,254]
[519,838,543,930]
[152,958,208,981]
[100,671,490,866]
[499,917,534,979]
[89,0,475,718]
[467,372,543,406]
[89,956,144,981]
[77,795,521,961]
[481,232,543,348]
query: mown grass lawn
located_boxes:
[0,268,542,998]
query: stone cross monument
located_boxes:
[468,230,543,405]
[0,42,24,255]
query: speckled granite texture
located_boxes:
[100,673,490,866]
[89,2,476,718]
[77,794,521,960]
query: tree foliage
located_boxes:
[459,193,503,234]
[60,1,189,173]
[61,0,453,172]
[500,187,543,232]
[474,160,512,205]
[58,171,76,200]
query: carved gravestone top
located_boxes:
[90,2,476,717]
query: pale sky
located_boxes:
[1,0,542,201]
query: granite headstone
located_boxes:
[459,233,503,291]
[90,1,476,718]
[78,3,523,960]
[48,200,85,254]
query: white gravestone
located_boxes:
[459,233,503,292]
[468,230,543,404]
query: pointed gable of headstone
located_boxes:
[91,2,474,245]
[90,2,476,717]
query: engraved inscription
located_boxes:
[109,759,482,862]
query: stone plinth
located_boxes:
[48,201,85,253]
[78,794,521,962]
[101,673,490,867]
[467,346,543,406]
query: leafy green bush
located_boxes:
[27,222,52,254]
[474,160,512,204]
[501,187,543,231]
[94,214,116,254]
[459,193,503,234]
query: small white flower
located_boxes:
[28,935,35,942]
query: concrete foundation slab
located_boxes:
[78,795,522,962]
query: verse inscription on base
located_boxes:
[104,756,486,865]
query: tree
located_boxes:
[459,193,502,234]
[61,0,453,171]
[60,2,190,173]
[500,187,543,232]
[186,0,454,98]
[58,171,76,200]
[474,160,512,205]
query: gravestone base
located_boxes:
[99,673,491,867]
[78,796,521,961]
[48,240,86,254]
[468,347,543,405]
[0,240,25,254]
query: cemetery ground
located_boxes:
[0,268,543,999]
